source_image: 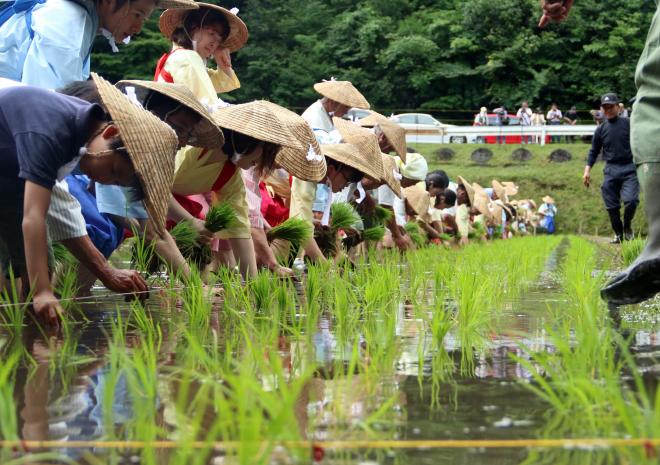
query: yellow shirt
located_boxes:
[456,204,470,238]
[289,177,317,232]
[173,146,250,239]
[161,47,240,104]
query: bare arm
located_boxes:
[22,181,61,325]
[229,237,257,279]
[251,227,294,277]
[538,0,574,27]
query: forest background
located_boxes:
[92,0,655,124]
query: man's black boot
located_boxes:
[602,166,660,305]
[607,208,624,244]
[623,202,638,241]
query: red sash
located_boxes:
[154,48,184,83]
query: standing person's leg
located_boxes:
[601,166,624,242]
[602,3,660,303]
[620,165,641,240]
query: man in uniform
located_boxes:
[583,93,639,244]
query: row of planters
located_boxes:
[436,147,574,164]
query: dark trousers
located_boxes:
[601,162,640,210]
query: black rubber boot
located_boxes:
[602,167,660,305]
[607,208,624,244]
[623,202,638,240]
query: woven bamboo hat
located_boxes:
[492,180,508,203]
[314,79,370,110]
[332,117,384,181]
[322,143,381,182]
[211,100,326,182]
[490,203,504,226]
[457,176,475,206]
[159,3,248,53]
[358,111,407,162]
[528,199,538,209]
[502,181,519,197]
[116,80,224,150]
[403,185,431,222]
[91,73,178,237]
[381,153,403,198]
[542,195,555,204]
[472,183,493,218]
[156,0,198,9]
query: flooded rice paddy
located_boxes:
[1,236,659,464]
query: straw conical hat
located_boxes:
[357,111,407,161]
[542,195,555,204]
[156,0,198,9]
[472,183,493,218]
[116,80,224,150]
[490,204,503,226]
[332,117,384,181]
[91,73,178,237]
[211,101,326,182]
[403,185,431,222]
[314,79,370,110]
[322,144,381,182]
[381,153,403,199]
[528,199,538,209]
[160,3,248,52]
[457,176,475,206]
[502,181,519,197]
[492,180,508,203]
[357,110,390,127]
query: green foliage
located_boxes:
[205,202,238,233]
[622,236,645,266]
[91,1,653,114]
[330,202,361,232]
[362,225,386,242]
[266,218,311,248]
[374,205,394,225]
[404,221,427,247]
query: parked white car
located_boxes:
[391,113,466,143]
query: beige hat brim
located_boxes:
[502,181,519,197]
[357,110,390,127]
[332,117,385,181]
[116,80,224,150]
[472,183,492,218]
[212,100,327,181]
[314,80,370,110]
[403,185,430,220]
[91,73,178,237]
[457,176,475,206]
[381,154,403,198]
[160,3,248,53]
[378,121,407,162]
[542,196,555,204]
[322,144,382,182]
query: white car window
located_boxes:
[396,115,417,124]
[417,114,437,125]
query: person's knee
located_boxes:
[624,199,640,209]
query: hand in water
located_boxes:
[32,291,63,327]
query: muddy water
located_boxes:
[0,241,658,465]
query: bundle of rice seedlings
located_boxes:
[170,220,198,256]
[439,232,454,242]
[404,221,427,248]
[470,222,488,239]
[330,202,361,232]
[131,238,160,274]
[315,224,338,258]
[266,218,311,248]
[373,205,394,225]
[362,226,386,242]
[205,202,237,233]
[52,243,76,268]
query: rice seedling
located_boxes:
[404,221,426,248]
[266,217,311,248]
[621,236,645,266]
[374,205,394,225]
[362,225,386,243]
[205,202,238,233]
[330,202,361,232]
[0,267,29,331]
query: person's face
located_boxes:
[79,125,136,185]
[376,131,393,153]
[360,176,381,190]
[192,21,226,59]
[436,194,447,209]
[522,102,528,109]
[427,185,443,197]
[234,143,264,170]
[456,185,468,205]
[551,104,557,110]
[100,0,155,42]
[602,103,619,120]
[326,165,361,192]
[164,109,202,148]
[329,100,350,118]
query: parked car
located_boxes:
[391,113,464,143]
[345,108,372,122]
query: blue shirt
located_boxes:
[0,0,98,88]
[0,85,103,189]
